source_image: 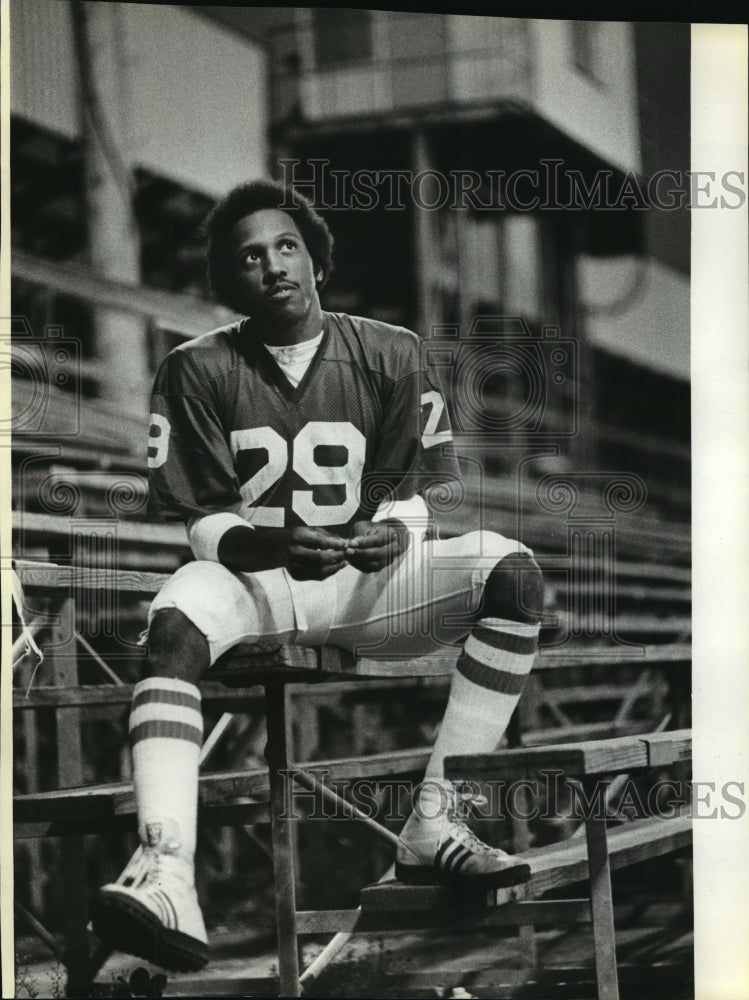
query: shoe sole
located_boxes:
[395,860,532,889]
[91,890,208,972]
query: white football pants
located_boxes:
[148,530,531,666]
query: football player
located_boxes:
[91,180,544,971]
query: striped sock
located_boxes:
[423,617,539,780]
[129,677,203,859]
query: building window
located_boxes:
[312,8,373,68]
[569,21,602,82]
[11,118,86,262]
[134,170,213,298]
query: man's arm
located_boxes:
[219,525,348,579]
[189,514,348,580]
[189,509,411,578]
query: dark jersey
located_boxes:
[147,311,461,533]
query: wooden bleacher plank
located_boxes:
[641,730,694,767]
[13,683,264,710]
[549,581,691,604]
[440,476,691,539]
[526,814,692,894]
[359,815,692,913]
[540,681,667,705]
[445,729,692,780]
[14,545,691,590]
[610,560,690,582]
[345,652,458,677]
[13,561,169,593]
[545,612,691,637]
[13,802,271,840]
[520,720,658,747]
[15,560,693,609]
[440,504,691,563]
[349,643,691,679]
[13,513,189,550]
[14,747,433,832]
[12,437,144,472]
[535,644,691,667]
[12,673,455,711]
[297,898,594,935]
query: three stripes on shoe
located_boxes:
[434,835,474,874]
[118,875,181,931]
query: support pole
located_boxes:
[49,597,90,996]
[265,681,301,997]
[70,2,150,415]
[412,129,437,336]
[583,791,620,1000]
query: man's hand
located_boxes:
[282,527,348,580]
[344,520,411,574]
[218,524,347,579]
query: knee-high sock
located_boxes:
[423,617,539,780]
[129,677,203,859]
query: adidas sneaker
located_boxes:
[396,779,531,889]
[91,820,208,972]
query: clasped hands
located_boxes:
[284,521,410,580]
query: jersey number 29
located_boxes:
[231,422,366,527]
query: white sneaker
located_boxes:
[92,821,208,971]
[396,780,531,889]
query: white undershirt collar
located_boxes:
[263,330,324,387]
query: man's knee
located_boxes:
[147,608,210,682]
[482,552,544,624]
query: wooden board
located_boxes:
[295,898,592,935]
[14,560,169,593]
[14,747,433,829]
[360,815,692,913]
[316,643,691,679]
[445,729,692,779]
[13,516,188,549]
[13,682,266,710]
